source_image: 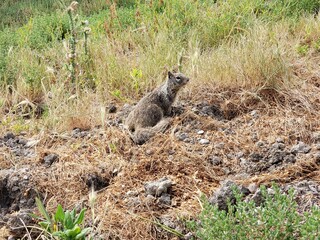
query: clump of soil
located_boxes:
[0,168,39,237]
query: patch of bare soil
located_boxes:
[0,86,320,239]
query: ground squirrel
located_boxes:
[125,71,190,144]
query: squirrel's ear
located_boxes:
[168,71,174,79]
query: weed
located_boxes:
[32,197,91,240]
[187,185,320,240]
[130,68,143,93]
[297,44,310,56]
[110,89,125,100]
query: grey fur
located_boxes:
[125,71,190,144]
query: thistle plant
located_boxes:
[65,1,92,88]
[66,1,78,84]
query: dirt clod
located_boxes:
[43,153,59,167]
[85,173,109,191]
[108,104,117,113]
[144,177,172,197]
[291,141,311,154]
[209,180,250,211]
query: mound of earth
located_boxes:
[0,88,319,239]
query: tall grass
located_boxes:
[0,0,108,29]
[0,0,319,129]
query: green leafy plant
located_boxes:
[33,197,91,240]
[297,44,309,56]
[110,89,124,100]
[188,184,320,239]
[130,68,143,93]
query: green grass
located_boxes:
[188,185,320,240]
[0,0,109,29]
[0,0,320,128]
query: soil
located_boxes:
[0,86,320,239]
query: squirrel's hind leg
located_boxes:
[132,118,171,145]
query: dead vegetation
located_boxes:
[1,80,320,239]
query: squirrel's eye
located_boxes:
[176,76,181,80]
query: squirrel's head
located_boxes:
[167,71,189,91]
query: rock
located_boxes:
[314,152,320,161]
[201,104,224,120]
[43,153,59,167]
[268,150,286,164]
[145,149,153,155]
[126,190,139,197]
[276,138,284,143]
[222,167,231,175]
[158,193,171,205]
[267,188,275,196]
[248,183,258,193]
[250,110,259,118]
[215,142,225,149]
[72,128,89,138]
[145,194,156,205]
[209,181,250,211]
[251,133,258,142]
[157,215,185,235]
[3,133,15,141]
[316,144,320,151]
[108,105,117,113]
[256,141,265,147]
[312,132,320,143]
[85,173,109,191]
[17,138,27,145]
[240,158,248,168]
[197,130,204,135]
[245,141,297,174]
[199,139,210,145]
[209,156,222,166]
[284,154,296,163]
[236,152,244,159]
[184,232,193,240]
[227,153,234,159]
[249,153,263,162]
[291,142,311,154]
[176,132,188,141]
[144,177,172,197]
[271,142,285,150]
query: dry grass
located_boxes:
[1,80,320,239]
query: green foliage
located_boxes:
[16,14,69,50]
[0,29,17,85]
[297,44,310,56]
[0,0,108,29]
[188,185,320,239]
[130,68,143,93]
[33,197,91,240]
[0,0,320,95]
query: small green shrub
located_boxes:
[33,197,91,240]
[188,185,320,240]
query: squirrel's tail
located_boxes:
[130,118,170,145]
